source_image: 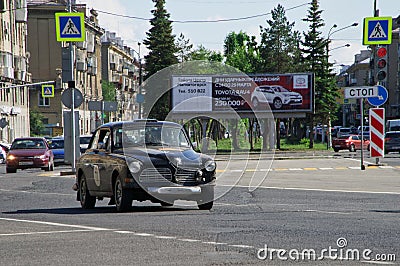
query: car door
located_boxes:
[95,128,114,193]
[352,135,361,149]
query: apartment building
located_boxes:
[0,0,30,142]
[27,0,104,135]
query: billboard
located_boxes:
[171,73,314,115]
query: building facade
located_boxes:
[0,0,31,142]
[27,0,104,136]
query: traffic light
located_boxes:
[376,45,388,84]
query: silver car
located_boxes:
[251,85,303,109]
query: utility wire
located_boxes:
[94,2,309,24]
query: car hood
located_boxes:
[282,92,301,97]
[9,149,47,156]
[123,146,211,167]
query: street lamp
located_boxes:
[138,42,143,119]
[330,43,351,52]
[326,23,358,149]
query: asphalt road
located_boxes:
[0,156,398,265]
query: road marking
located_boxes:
[0,188,72,197]
[289,168,303,171]
[379,166,394,169]
[334,167,347,170]
[274,168,288,171]
[303,167,318,171]
[218,184,400,195]
[303,209,352,215]
[0,229,95,236]
[228,244,254,249]
[319,167,333,170]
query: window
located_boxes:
[38,93,49,106]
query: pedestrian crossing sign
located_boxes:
[42,84,54,98]
[55,12,85,42]
[363,17,392,45]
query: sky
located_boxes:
[76,0,399,68]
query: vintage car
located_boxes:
[332,135,370,152]
[75,120,216,212]
[6,137,54,173]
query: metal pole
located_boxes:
[138,42,142,119]
[68,0,76,173]
[360,99,365,170]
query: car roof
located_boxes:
[13,137,46,141]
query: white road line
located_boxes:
[0,217,111,231]
[0,188,72,197]
[0,229,95,236]
[154,235,177,240]
[349,166,360,170]
[178,238,201,243]
[379,166,394,169]
[202,241,227,245]
[228,244,254,249]
[289,168,303,171]
[217,184,400,195]
[303,210,352,215]
[319,167,333,170]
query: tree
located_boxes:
[259,4,302,73]
[30,108,45,136]
[102,80,116,101]
[175,33,193,62]
[143,0,178,120]
[301,0,339,148]
[224,31,260,73]
[189,45,223,62]
[258,5,302,149]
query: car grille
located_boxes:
[139,167,172,183]
[175,168,197,183]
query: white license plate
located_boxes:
[334,145,341,147]
[19,161,33,166]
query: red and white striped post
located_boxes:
[369,108,385,158]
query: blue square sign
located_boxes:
[55,13,85,42]
[363,17,392,45]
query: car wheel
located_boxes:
[79,175,96,209]
[198,201,213,210]
[334,148,339,152]
[349,144,355,152]
[114,178,132,212]
[252,98,259,109]
[6,167,16,173]
[273,98,283,109]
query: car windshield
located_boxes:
[115,125,191,149]
[386,132,400,138]
[11,139,46,149]
[273,86,289,92]
[50,139,64,149]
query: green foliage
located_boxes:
[101,80,116,101]
[189,45,223,62]
[143,0,179,120]
[30,108,45,136]
[259,4,302,73]
[175,33,193,62]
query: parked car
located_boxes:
[336,127,351,138]
[332,135,370,152]
[251,85,303,110]
[6,137,54,173]
[79,135,92,154]
[49,137,65,165]
[384,131,400,154]
[75,119,216,212]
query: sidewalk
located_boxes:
[214,149,335,161]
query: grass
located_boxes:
[199,137,330,153]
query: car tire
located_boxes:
[79,175,96,209]
[198,201,213,210]
[6,167,16,173]
[252,98,259,109]
[334,148,339,152]
[114,178,132,212]
[273,98,283,109]
[349,144,355,152]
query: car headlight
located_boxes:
[128,160,142,173]
[204,160,216,172]
[34,155,47,159]
[7,154,15,161]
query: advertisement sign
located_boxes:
[171,73,314,114]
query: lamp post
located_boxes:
[137,42,143,119]
[326,23,358,149]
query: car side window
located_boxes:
[91,129,111,151]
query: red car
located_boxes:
[332,135,370,152]
[6,137,54,173]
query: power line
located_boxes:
[94,2,309,24]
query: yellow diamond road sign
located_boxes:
[363,17,392,45]
[55,12,85,42]
[42,84,54,98]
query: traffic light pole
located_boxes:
[68,0,76,173]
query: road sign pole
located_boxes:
[360,99,365,170]
[68,0,76,174]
